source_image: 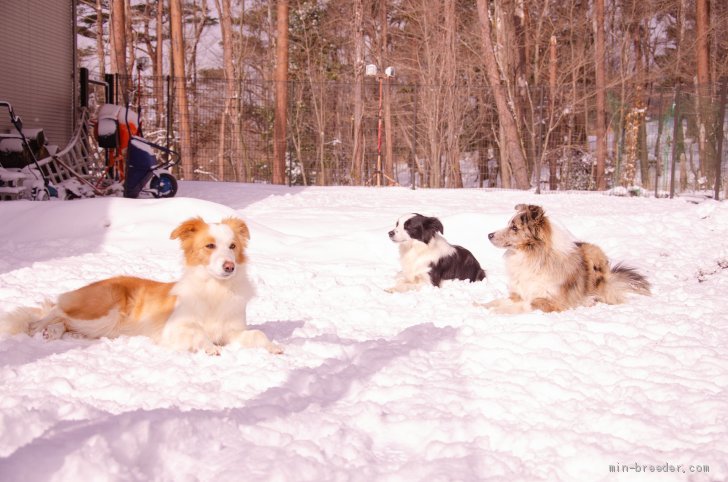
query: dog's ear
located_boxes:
[515,204,545,221]
[170,217,205,240]
[421,217,444,244]
[222,217,251,241]
[525,205,545,222]
[427,217,444,234]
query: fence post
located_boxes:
[411,83,417,190]
[80,68,89,108]
[288,80,292,187]
[104,74,115,104]
[669,85,682,199]
[714,79,727,200]
[166,75,172,156]
[653,89,664,197]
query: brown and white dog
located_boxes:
[0,217,282,355]
[484,204,650,313]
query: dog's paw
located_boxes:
[385,283,418,293]
[28,321,44,336]
[266,342,284,355]
[205,344,222,356]
[474,299,503,310]
[42,322,65,340]
[194,341,221,356]
[489,300,519,314]
[489,305,512,314]
[481,298,529,314]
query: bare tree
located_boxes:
[188,0,210,91]
[476,0,529,189]
[378,0,396,185]
[111,0,129,102]
[442,0,463,188]
[695,0,717,184]
[697,0,710,87]
[125,0,136,87]
[594,0,607,190]
[273,0,289,185]
[351,0,366,184]
[95,0,107,78]
[548,34,558,190]
[213,0,242,182]
[155,1,165,127]
[140,0,165,127]
[170,0,194,179]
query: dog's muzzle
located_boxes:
[388,230,395,238]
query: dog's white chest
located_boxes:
[171,271,252,334]
[398,237,455,280]
[505,252,559,301]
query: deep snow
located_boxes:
[0,182,727,481]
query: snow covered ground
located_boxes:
[0,182,726,481]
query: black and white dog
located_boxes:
[387,213,486,292]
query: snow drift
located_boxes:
[1,182,726,481]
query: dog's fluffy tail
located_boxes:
[0,300,55,336]
[604,263,651,304]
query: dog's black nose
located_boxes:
[388,230,394,237]
[488,232,495,240]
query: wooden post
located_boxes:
[535,85,544,194]
[653,90,665,197]
[411,83,417,190]
[670,86,682,199]
[714,80,727,200]
[80,68,89,108]
[376,76,383,187]
[273,0,289,185]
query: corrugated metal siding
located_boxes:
[0,1,75,148]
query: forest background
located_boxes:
[76,0,728,194]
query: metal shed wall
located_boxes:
[0,1,76,148]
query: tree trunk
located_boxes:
[111,0,128,102]
[272,0,289,185]
[318,87,326,185]
[95,0,106,78]
[696,0,716,183]
[154,1,164,127]
[125,0,135,91]
[380,0,395,185]
[170,0,194,179]
[384,77,395,185]
[476,0,529,189]
[548,35,557,190]
[351,0,365,185]
[633,20,649,186]
[696,0,710,88]
[594,0,607,190]
[140,1,165,127]
[214,0,240,182]
[188,0,208,95]
[444,0,463,188]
